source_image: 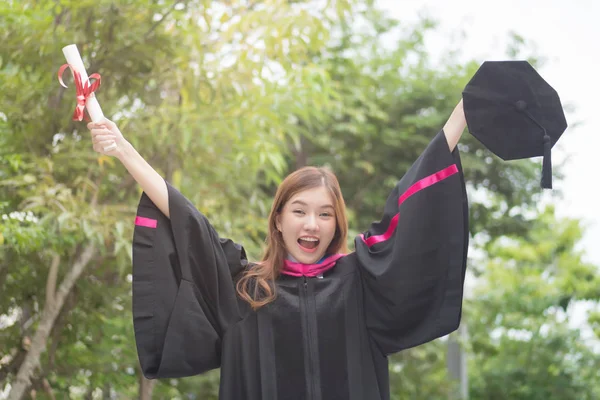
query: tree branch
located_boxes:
[44,254,60,310]
[7,244,97,400]
[47,289,78,372]
[41,378,56,400]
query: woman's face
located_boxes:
[276,186,337,264]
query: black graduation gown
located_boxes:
[131,130,469,400]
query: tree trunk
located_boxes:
[102,382,111,400]
[84,386,94,400]
[138,373,156,400]
[293,135,309,170]
[46,289,78,371]
[0,260,8,291]
[7,244,96,400]
[41,378,56,400]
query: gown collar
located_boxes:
[281,253,346,277]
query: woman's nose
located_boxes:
[304,214,320,231]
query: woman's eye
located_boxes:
[293,210,305,215]
[320,212,332,217]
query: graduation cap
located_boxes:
[462,60,568,189]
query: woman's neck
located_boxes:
[286,254,326,265]
[286,254,299,263]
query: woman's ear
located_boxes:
[275,214,282,232]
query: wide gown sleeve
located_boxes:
[355,130,469,356]
[131,181,247,379]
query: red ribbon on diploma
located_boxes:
[57,64,101,121]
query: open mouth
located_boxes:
[298,237,320,252]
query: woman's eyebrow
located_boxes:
[290,200,334,209]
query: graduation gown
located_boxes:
[131,130,469,400]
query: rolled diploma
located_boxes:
[62,44,117,152]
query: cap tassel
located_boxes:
[541,134,552,189]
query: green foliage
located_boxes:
[388,341,461,400]
[466,207,600,399]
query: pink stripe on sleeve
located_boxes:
[135,216,157,228]
[360,214,399,247]
[397,164,458,206]
[360,164,458,247]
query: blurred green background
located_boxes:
[1,0,598,399]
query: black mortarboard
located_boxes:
[462,60,568,189]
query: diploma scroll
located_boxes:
[61,44,117,152]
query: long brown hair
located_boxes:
[236,166,349,310]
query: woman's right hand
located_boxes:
[87,118,126,157]
[88,118,170,217]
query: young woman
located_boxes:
[88,99,468,400]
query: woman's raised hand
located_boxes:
[86,118,170,217]
[87,118,125,157]
[442,99,466,152]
